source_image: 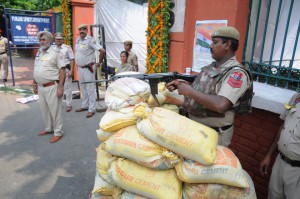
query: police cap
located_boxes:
[124,40,133,45]
[54,32,63,39]
[37,31,54,42]
[78,24,88,30]
[211,26,240,41]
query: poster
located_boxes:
[192,20,227,72]
[9,14,53,45]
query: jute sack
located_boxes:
[99,106,138,132]
[182,170,257,199]
[90,192,113,199]
[175,145,249,188]
[103,125,179,170]
[96,145,117,184]
[108,158,182,199]
[92,169,122,197]
[159,104,179,113]
[134,103,218,165]
[105,77,150,110]
[96,129,114,142]
[121,191,150,199]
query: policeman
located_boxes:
[260,93,300,199]
[167,26,251,147]
[33,31,66,143]
[124,40,138,72]
[54,32,75,112]
[75,24,105,118]
[0,29,8,82]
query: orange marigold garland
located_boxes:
[146,0,171,73]
[62,0,72,46]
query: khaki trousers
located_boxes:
[64,68,72,107]
[217,125,234,147]
[0,53,8,79]
[38,84,63,136]
[78,66,96,112]
[268,155,300,199]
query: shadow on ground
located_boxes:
[0,93,105,199]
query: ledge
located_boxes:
[252,82,296,114]
[70,0,95,7]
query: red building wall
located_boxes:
[231,108,283,199]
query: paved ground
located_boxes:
[0,55,106,199]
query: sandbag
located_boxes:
[99,106,138,132]
[92,169,122,197]
[134,103,218,165]
[103,125,179,170]
[159,104,179,113]
[175,145,249,188]
[182,170,257,199]
[147,82,184,107]
[108,158,182,199]
[121,191,150,199]
[96,145,118,184]
[90,193,113,199]
[105,77,150,110]
[96,129,114,142]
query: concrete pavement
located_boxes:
[0,92,105,199]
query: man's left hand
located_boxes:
[67,70,73,78]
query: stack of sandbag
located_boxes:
[91,77,257,199]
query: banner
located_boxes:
[192,20,227,72]
[9,14,53,45]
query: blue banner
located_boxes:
[10,14,53,45]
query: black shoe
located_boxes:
[3,79,7,82]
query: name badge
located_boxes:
[80,44,85,48]
[41,56,48,61]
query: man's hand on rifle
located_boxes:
[167,79,191,94]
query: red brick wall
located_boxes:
[230,108,283,199]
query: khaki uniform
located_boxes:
[116,63,135,74]
[34,46,65,136]
[268,93,300,199]
[128,51,138,68]
[183,56,250,146]
[55,44,75,107]
[75,35,102,112]
[0,36,8,80]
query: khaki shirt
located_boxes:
[0,36,8,53]
[33,46,65,85]
[116,63,135,74]
[278,93,300,161]
[75,35,102,67]
[189,56,250,127]
[128,50,138,66]
[54,44,74,65]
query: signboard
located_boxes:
[9,14,53,45]
[192,20,227,72]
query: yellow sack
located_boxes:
[96,129,114,142]
[134,103,218,165]
[103,125,179,170]
[147,82,184,107]
[147,82,167,107]
[175,145,249,188]
[96,145,118,184]
[92,169,123,197]
[108,158,182,199]
[99,106,138,132]
[105,77,150,110]
[159,104,179,113]
[182,170,257,199]
[121,191,150,199]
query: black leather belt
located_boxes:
[280,152,300,167]
[0,52,7,55]
[211,124,233,133]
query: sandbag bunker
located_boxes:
[91,77,257,199]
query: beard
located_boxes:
[40,42,51,50]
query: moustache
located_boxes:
[210,48,213,53]
[80,32,85,34]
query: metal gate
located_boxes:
[243,0,300,91]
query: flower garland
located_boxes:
[62,0,72,46]
[146,0,171,73]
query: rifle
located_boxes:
[81,72,197,105]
